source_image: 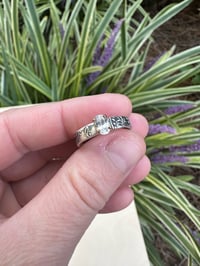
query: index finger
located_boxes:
[0,94,132,170]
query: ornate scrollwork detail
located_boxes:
[76,115,131,147]
[84,126,93,137]
[110,116,131,129]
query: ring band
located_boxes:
[76,114,131,147]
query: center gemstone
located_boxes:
[94,115,110,135]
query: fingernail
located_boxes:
[106,136,143,174]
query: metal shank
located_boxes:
[109,116,131,130]
[76,115,131,147]
[76,122,97,147]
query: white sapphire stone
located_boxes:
[94,115,110,135]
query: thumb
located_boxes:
[4,131,145,265]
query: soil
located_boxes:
[146,0,200,55]
[143,1,200,265]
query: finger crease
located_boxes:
[60,103,73,141]
[70,170,107,212]
[2,116,30,156]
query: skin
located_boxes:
[0,94,150,265]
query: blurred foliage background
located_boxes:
[0,0,199,265]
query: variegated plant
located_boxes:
[0,0,199,264]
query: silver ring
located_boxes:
[76,114,131,147]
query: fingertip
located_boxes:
[129,113,149,137]
[99,186,134,213]
[123,155,151,186]
[104,93,132,112]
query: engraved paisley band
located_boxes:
[76,114,131,147]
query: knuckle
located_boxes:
[66,164,108,212]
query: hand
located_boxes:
[0,94,150,265]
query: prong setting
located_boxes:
[76,114,131,146]
[94,114,111,135]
